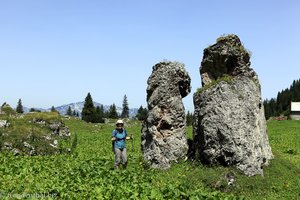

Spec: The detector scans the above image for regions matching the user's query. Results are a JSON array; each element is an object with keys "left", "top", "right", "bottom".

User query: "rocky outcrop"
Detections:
[
  {"left": 142, "top": 61, "right": 191, "bottom": 169},
  {"left": 0, "top": 114, "right": 71, "bottom": 156},
  {"left": 0, "top": 120, "right": 10, "bottom": 128},
  {"left": 32, "top": 118, "right": 71, "bottom": 137},
  {"left": 193, "top": 34, "right": 273, "bottom": 176}
]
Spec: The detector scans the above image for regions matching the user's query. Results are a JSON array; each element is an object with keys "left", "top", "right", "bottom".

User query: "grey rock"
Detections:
[
  {"left": 45, "top": 121, "right": 70, "bottom": 137},
  {"left": 142, "top": 61, "right": 191, "bottom": 169},
  {"left": 23, "top": 142, "right": 36, "bottom": 156},
  {"left": 0, "top": 120, "right": 7, "bottom": 128},
  {"left": 193, "top": 34, "right": 273, "bottom": 176},
  {"left": 4, "top": 142, "right": 12, "bottom": 150},
  {"left": 12, "top": 148, "right": 20, "bottom": 156}
]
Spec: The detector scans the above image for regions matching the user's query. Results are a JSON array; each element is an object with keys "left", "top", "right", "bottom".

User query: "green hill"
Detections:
[
  {"left": 0, "top": 118, "right": 299, "bottom": 199},
  {"left": 0, "top": 112, "right": 72, "bottom": 156}
]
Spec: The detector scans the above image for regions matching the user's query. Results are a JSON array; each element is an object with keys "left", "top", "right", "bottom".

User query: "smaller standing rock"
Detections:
[{"left": 142, "top": 61, "right": 191, "bottom": 169}]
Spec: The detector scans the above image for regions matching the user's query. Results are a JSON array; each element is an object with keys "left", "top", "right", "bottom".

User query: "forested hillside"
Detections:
[{"left": 264, "top": 79, "right": 300, "bottom": 119}]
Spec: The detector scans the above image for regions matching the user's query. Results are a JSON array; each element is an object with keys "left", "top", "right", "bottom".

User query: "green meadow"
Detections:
[{"left": 0, "top": 117, "right": 300, "bottom": 199}]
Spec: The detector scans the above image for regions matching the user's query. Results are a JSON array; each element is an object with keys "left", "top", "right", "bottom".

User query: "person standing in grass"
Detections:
[{"left": 111, "top": 119, "right": 132, "bottom": 169}]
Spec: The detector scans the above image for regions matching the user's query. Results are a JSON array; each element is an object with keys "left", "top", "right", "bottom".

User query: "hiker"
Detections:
[{"left": 111, "top": 119, "right": 132, "bottom": 169}]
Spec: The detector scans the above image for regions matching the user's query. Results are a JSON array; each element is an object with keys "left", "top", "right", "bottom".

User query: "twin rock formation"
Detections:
[{"left": 141, "top": 34, "right": 273, "bottom": 176}]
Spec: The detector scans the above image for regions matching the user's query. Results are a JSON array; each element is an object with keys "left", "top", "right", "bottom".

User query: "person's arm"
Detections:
[{"left": 112, "top": 130, "right": 116, "bottom": 141}]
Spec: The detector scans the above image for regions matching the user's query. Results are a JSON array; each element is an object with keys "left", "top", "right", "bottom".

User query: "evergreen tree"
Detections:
[
  {"left": 1, "top": 102, "right": 6, "bottom": 108},
  {"left": 16, "top": 99, "right": 24, "bottom": 113},
  {"left": 66, "top": 106, "right": 72, "bottom": 116},
  {"left": 108, "top": 103, "right": 118, "bottom": 119},
  {"left": 81, "top": 92, "right": 96, "bottom": 123},
  {"left": 186, "top": 111, "right": 193, "bottom": 126},
  {"left": 51, "top": 106, "right": 57, "bottom": 112},
  {"left": 121, "top": 95, "right": 129, "bottom": 118},
  {"left": 263, "top": 99, "right": 271, "bottom": 120},
  {"left": 136, "top": 105, "right": 148, "bottom": 121},
  {"left": 104, "top": 110, "right": 109, "bottom": 118},
  {"left": 72, "top": 110, "right": 76, "bottom": 116},
  {"left": 263, "top": 78, "right": 300, "bottom": 119},
  {"left": 95, "top": 105, "right": 105, "bottom": 123}
]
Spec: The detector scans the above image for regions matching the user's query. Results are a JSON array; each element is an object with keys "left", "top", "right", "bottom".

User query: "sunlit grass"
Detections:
[{"left": 0, "top": 118, "right": 299, "bottom": 199}]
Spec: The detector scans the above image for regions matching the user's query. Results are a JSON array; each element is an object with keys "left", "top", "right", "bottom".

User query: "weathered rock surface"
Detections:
[
  {"left": 193, "top": 34, "right": 273, "bottom": 176},
  {"left": 142, "top": 61, "right": 191, "bottom": 169},
  {"left": 32, "top": 118, "right": 71, "bottom": 137}
]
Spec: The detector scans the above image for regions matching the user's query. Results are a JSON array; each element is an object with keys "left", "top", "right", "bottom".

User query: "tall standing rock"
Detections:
[
  {"left": 142, "top": 61, "right": 191, "bottom": 169},
  {"left": 193, "top": 35, "right": 273, "bottom": 176}
]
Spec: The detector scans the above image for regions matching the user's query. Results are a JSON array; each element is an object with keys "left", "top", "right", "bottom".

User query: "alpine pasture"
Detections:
[{"left": 0, "top": 117, "right": 300, "bottom": 199}]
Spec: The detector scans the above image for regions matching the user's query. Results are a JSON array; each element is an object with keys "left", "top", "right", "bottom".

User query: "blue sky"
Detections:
[{"left": 1, "top": 0, "right": 299, "bottom": 112}]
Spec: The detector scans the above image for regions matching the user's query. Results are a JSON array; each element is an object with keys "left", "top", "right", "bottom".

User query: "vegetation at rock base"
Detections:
[
  {"left": 196, "top": 74, "right": 234, "bottom": 94},
  {"left": 0, "top": 117, "right": 299, "bottom": 199}
]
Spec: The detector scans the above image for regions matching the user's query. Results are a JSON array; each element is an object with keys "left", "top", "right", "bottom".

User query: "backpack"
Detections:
[{"left": 112, "top": 129, "right": 127, "bottom": 151}]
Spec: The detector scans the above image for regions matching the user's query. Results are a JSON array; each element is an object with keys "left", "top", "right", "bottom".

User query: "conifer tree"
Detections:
[
  {"left": 66, "top": 106, "right": 72, "bottom": 116},
  {"left": 81, "top": 92, "right": 96, "bottom": 123},
  {"left": 108, "top": 103, "right": 118, "bottom": 119},
  {"left": 136, "top": 105, "right": 148, "bottom": 121},
  {"left": 95, "top": 105, "right": 105, "bottom": 123},
  {"left": 72, "top": 110, "right": 76, "bottom": 116},
  {"left": 186, "top": 111, "right": 193, "bottom": 126},
  {"left": 121, "top": 95, "right": 129, "bottom": 118},
  {"left": 16, "top": 98, "right": 24, "bottom": 113},
  {"left": 263, "top": 78, "right": 300, "bottom": 119},
  {"left": 51, "top": 106, "right": 57, "bottom": 112}
]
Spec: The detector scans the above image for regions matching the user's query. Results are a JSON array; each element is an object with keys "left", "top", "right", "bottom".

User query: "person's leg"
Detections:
[
  {"left": 114, "top": 148, "right": 121, "bottom": 169},
  {"left": 121, "top": 148, "right": 128, "bottom": 168}
]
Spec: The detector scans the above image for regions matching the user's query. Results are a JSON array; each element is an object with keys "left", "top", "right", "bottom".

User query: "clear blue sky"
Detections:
[{"left": 1, "top": 0, "right": 299, "bottom": 112}]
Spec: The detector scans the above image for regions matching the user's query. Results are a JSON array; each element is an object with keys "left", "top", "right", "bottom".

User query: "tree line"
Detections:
[
  {"left": 263, "top": 78, "right": 300, "bottom": 119},
  {"left": 11, "top": 94, "right": 193, "bottom": 125},
  {"left": 9, "top": 93, "right": 148, "bottom": 123},
  {"left": 81, "top": 93, "right": 148, "bottom": 123}
]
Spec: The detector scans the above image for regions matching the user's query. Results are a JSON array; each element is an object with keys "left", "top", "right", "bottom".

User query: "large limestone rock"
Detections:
[
  {"left": 193, "top": 35, "right": 273, "bottom": 176},
  {"left": 142, "top": 61, "right": 191, "bottom": 169}
]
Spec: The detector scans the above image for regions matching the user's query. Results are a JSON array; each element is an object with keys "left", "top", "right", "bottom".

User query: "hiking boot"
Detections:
[{"left": 123, "top": 162, "right": 127, "bottom": 169}]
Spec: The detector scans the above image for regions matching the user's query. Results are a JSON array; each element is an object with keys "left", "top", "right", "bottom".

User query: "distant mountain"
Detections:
[{"left": 24, "top": 102, "right": 138, "bottom": 118}]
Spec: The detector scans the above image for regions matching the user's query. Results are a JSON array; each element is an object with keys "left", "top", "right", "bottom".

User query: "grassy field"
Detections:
[{"left": 0, "top": 117, "right": 300, "bottom": 199}]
